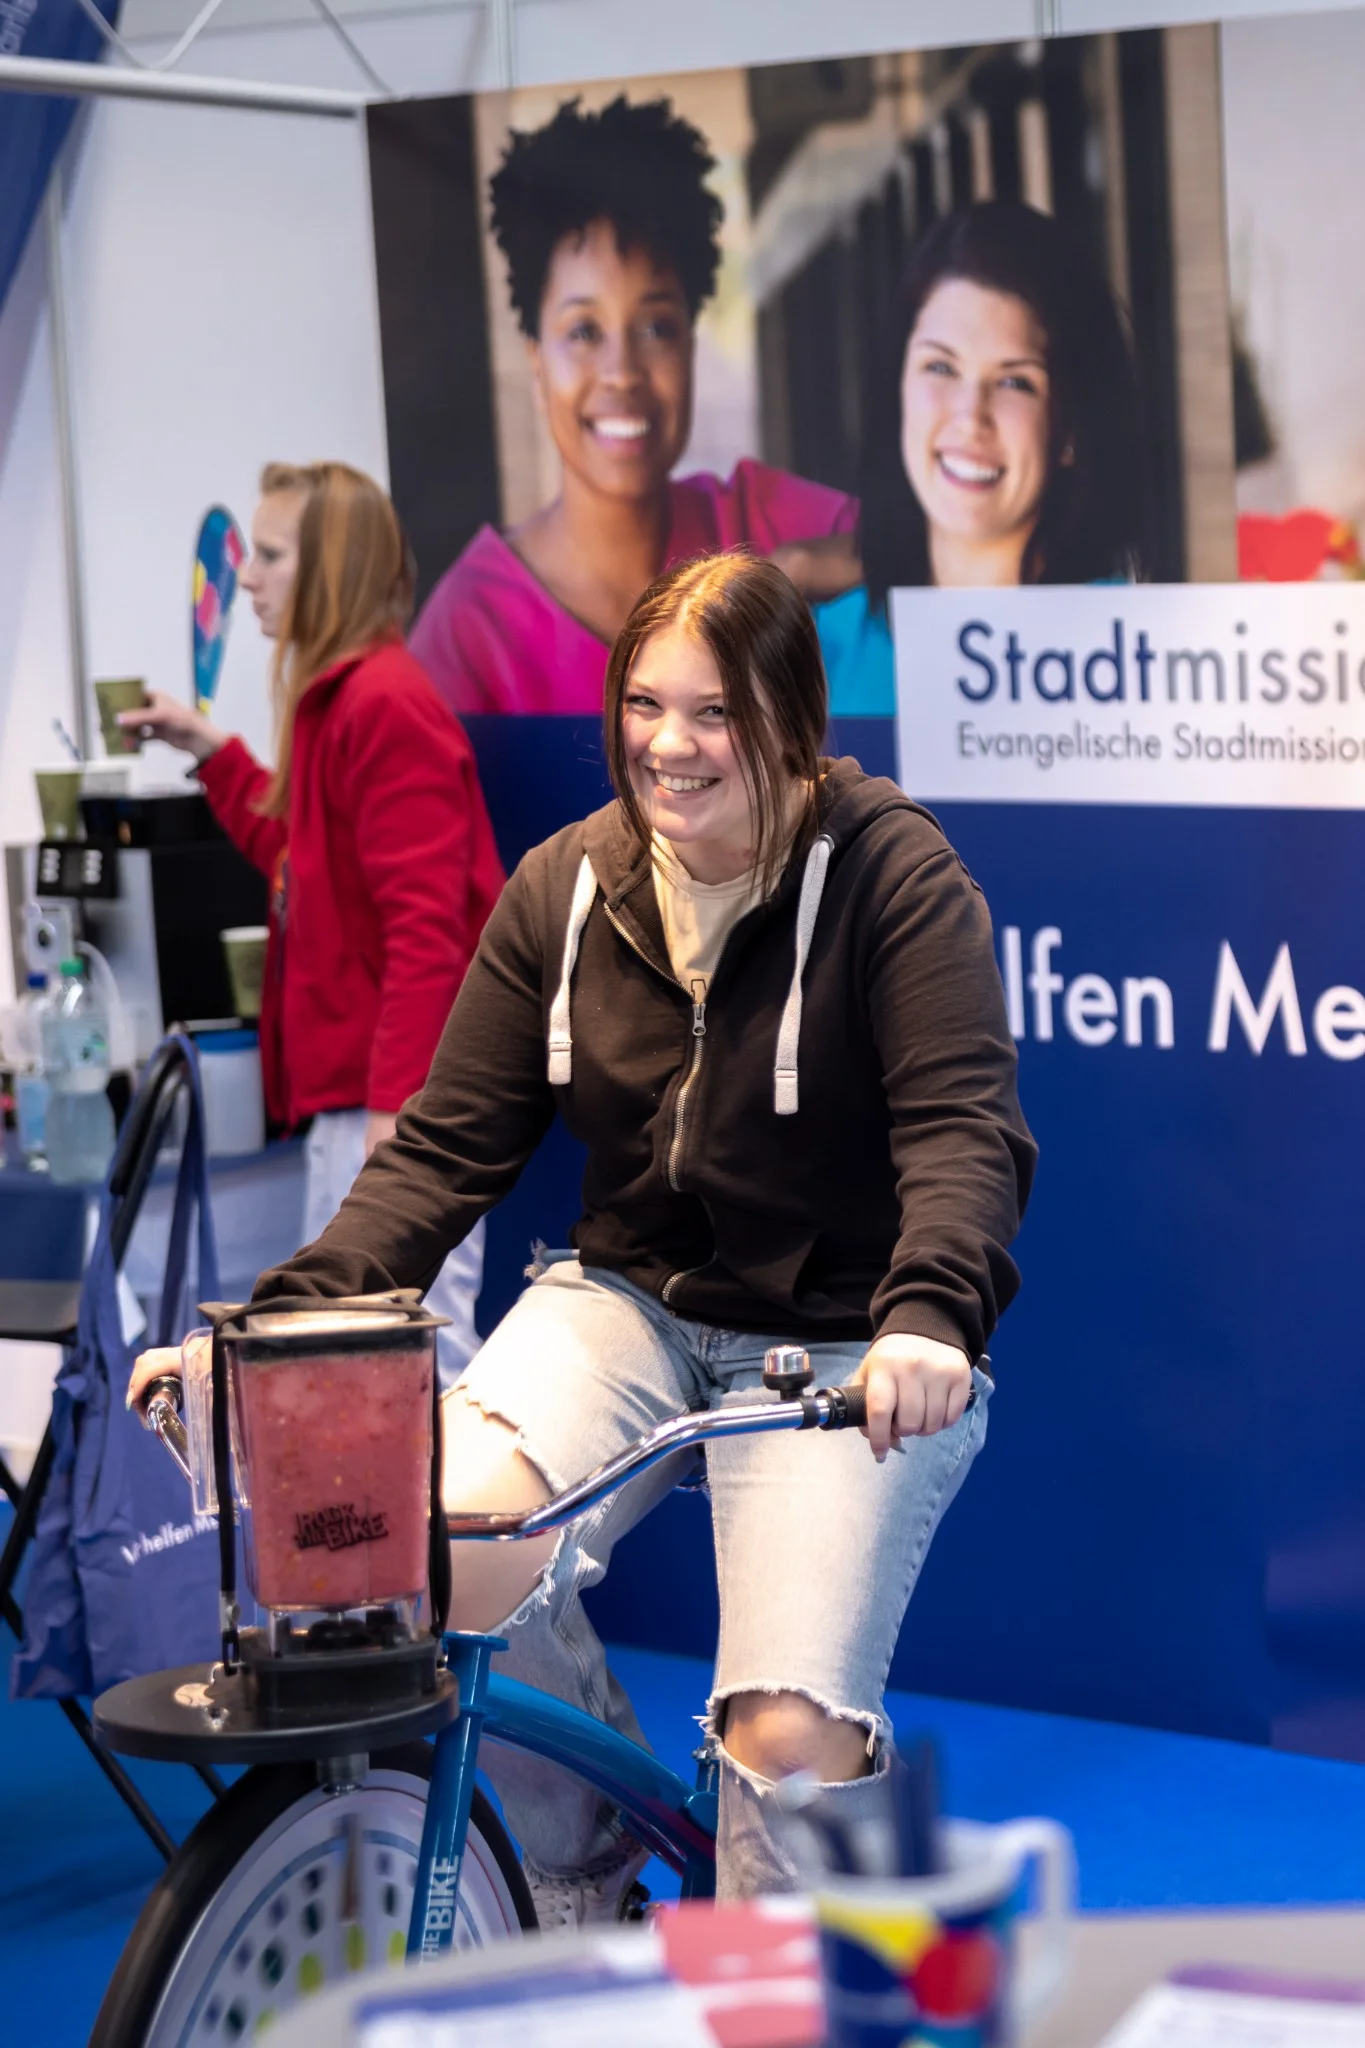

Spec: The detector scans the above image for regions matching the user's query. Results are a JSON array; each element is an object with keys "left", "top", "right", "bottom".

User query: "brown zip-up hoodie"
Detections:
[{"left": 257, "top": 760, "right": 1036, "bottom": 1359}]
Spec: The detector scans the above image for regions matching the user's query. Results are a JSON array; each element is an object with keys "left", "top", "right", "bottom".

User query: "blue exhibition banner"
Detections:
[
  {"left": 0, "top": 0, "right": 120, "bottom": 314},
  {"left": 887, "top": 586, "right": 1365, "bottom": 1760}
]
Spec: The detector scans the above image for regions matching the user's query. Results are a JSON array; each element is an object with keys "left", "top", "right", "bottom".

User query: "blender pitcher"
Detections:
[
  {"left": 195, "top": 1292, "right": 448, "bottom": 1729},
  {"left": 229, "top": 1305, "right": 435, "bottom": 1616}
]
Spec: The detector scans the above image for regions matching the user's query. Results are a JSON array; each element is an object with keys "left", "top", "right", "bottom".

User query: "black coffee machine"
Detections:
[{"left": 5, "top": 791, "right": 267, "bottom": 1063}]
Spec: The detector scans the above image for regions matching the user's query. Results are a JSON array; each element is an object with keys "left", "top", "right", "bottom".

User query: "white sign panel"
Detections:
[{"left": 892, "top": 584, "right": 1365, "bottom": 807}]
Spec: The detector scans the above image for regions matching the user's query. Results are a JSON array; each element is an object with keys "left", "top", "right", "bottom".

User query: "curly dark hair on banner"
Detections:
[
  {"left": 488, "top": 95, "right": 724, "bottom": 338},
  {"left": 860, "top": 200, "right": 1150, "bottom": 610}
]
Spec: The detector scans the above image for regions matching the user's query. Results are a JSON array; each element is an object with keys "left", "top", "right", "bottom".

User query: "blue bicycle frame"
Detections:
[
  {"left": 397, "top": 1366, "right": 891, "bottom": 1956},
  {"left": 408, "top": 1630, "right": 718, "bottom": 1957}
]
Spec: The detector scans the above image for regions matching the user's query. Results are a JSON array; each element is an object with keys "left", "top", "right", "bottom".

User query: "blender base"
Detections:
[
  {"left": 239, "top": 1614, "right": 441, "bottom": 1729},
  {"left": 92, "top": 1660, "right": 460, "bottom": 1766}
]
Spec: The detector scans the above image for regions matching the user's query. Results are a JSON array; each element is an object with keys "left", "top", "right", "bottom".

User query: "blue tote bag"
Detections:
[{"left": 14, "top": 1037, "right": 224, "bottom": 1699}]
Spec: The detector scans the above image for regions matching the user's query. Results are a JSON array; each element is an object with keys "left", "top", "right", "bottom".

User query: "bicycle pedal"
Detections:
[{"left": 618, "top": 1879, "right": 653, "bottom": 1922}]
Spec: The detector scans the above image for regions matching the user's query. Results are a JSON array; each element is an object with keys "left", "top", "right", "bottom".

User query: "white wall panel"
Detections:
[
  {"left": 0, "top": 226, "right": 72, "bottom": 865},
  {"left": 61, "top": 81, "right": 389, "bottom": 774}
]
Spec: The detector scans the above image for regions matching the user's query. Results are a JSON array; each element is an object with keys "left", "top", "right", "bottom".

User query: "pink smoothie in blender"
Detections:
[{"left": 232, "top": 1312, "right": 434, "bottom": 1613}]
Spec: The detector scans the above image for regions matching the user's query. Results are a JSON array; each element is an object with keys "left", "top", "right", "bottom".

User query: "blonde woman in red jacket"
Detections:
[{"left": 127, "top": 461, "right": 505, "bottom": 1383}]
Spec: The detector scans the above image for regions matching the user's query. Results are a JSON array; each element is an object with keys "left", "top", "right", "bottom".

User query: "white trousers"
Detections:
[{"left": 302, "top": 1107, "right": 484, "bottom": 1391}]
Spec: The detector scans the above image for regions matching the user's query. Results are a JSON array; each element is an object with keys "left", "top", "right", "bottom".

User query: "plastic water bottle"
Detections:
[
  {"left": 13, "top": 972, "right": 52, "bottom": 1169},
  {"left": 42, "top": 958, "right": 116, "bottom": 1186}
]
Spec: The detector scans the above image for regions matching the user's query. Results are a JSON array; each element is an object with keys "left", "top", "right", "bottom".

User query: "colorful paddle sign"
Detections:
[{"left": 192, "top": 506, "right": 247, "bottom": 714}]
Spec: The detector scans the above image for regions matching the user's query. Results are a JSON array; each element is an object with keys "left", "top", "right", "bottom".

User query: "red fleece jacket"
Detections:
[{"left": 198, "top": 639, "right": 504, "bottom": 1124}]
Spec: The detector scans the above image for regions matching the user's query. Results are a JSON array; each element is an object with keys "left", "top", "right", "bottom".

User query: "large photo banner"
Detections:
[{"left": 366, "top": 10, "right": 1365, "bottom": 1759}]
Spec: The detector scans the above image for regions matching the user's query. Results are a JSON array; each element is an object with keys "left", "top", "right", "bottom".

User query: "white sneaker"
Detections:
[{"left": 522, "top": 1843, "right": 652, "bottom": 1931}]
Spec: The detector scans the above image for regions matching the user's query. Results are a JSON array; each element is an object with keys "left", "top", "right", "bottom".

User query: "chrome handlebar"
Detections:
[
  {"left": 446, "top": 1381, "right": 865, "bottom": 1542},
  {"left": 139, "top": 1350, "right": 870, "bottom": 1542}
]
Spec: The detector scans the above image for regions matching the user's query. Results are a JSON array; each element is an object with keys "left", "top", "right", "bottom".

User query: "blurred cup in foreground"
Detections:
[{"left": 814, "top": 1817, "right": 1074, "bottom": 2047}]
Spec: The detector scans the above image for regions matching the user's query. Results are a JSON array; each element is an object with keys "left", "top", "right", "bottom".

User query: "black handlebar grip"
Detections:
[
  {"left": 144, "top": 1374, "right": 184, "bottom": 1416},
  {"left": 822, "top": 1384, "right": 867, "bottom": 1429},
  {"left": 840, "top": 1385, "right": 867, "bottom": 1428}
]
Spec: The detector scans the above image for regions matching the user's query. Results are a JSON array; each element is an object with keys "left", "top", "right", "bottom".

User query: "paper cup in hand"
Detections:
[
  {"left": 220, "top": 926, "right": 269, "bottom": 1022},
  {"left": 94, "top": 677, "right": 150, "bottom": 757},
  {"left": 35, "top": 766, "right": 83, "bottom": 840}
]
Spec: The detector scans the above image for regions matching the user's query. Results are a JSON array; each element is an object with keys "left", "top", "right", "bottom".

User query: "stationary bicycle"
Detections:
[{"left": 88, "top": 1294, "right": 869, "bottom": 2047}]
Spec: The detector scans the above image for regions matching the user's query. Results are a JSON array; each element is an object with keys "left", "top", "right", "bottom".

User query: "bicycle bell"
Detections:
[{"left": 762, "top": 1344, "right": 813, "bottom": 1398}]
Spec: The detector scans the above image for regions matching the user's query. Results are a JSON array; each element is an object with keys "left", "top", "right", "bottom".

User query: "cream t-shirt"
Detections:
[{"left": 651, "top": 834, "right": 765, "bottom": 1007}]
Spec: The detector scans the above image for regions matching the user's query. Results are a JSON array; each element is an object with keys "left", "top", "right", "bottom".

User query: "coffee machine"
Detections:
[{"left": 5, "top": 790, "right": 267, "bottom": 1063}]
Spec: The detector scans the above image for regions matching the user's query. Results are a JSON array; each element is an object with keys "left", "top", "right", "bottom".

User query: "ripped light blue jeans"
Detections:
[{"left": 445, "top": 1257, "right": 990, "bottom": 1899}]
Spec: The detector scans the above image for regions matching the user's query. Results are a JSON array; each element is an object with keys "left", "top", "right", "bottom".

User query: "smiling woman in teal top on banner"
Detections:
[{"left": 818, "top": 199, "right": 1147, "bottom": 717}]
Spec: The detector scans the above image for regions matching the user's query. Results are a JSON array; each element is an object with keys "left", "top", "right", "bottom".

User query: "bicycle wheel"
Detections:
[{"left": 90, "top": 1744, "right": 535, "bottom": 2048}]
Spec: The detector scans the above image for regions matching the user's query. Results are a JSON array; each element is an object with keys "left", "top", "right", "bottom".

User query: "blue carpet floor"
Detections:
[{"left": 5, "top": 1626, "right": 1365, "bottom": 2045}]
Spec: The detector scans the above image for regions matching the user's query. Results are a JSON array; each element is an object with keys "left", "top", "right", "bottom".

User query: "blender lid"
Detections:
[
  {"left": 243, "top": 1309, "right": 410, "bottom": 1338},
  {"left": 201, "top": 1289, "right": 451, "bottom": 1337}
]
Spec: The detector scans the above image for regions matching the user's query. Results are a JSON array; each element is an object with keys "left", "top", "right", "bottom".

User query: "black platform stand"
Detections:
[{"left": 94, "top": 1663, "right": 461, "bottom": 1767}]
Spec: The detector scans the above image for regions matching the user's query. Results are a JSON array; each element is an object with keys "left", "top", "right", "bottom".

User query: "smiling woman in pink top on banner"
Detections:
[{"left": 409, "top": 97, "right": 861, "bottom": 716}]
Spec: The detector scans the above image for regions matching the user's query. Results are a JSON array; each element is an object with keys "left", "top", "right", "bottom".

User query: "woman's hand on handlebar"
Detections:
[
  {"left": 852, "top": 1334, "right": 973, "bottom": 1462},
  {"left": 118, "top": 689, "right": 227, "bottom": 765},
  {"left": 125, "top": 1331, "right": 210, "bottom": 1415}
]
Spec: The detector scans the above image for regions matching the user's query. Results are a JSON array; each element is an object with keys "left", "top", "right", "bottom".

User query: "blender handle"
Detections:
[{"left": 143, "top": 1374, "right": 193, "bottom": 1489}]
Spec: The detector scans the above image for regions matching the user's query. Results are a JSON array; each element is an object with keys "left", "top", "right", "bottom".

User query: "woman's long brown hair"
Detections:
[
  {"left": 255, "top": 461, "right": 414, "bottom": 817},
  {"left": 603, "top": 552, "right": 828, "bottom": 894}
]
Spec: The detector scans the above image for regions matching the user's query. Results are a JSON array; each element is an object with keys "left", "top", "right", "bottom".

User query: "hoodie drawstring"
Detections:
[
  {"left": 773, "top": 834, "right": 833, "bottom": 1115},
  {"left": 547, "top": 854, "right": 597, "bottom": 1086},
  {"left": 548, "top": 837, "right": 833, "bottom": 1112}
]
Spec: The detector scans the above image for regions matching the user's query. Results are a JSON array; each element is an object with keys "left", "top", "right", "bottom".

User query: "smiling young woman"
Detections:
[
  {"left": 133, "top": 550, "right": 1034, "bottom": 1921},
  {"left": 409, "top": 97, "right": 863, "bottom": 715}
]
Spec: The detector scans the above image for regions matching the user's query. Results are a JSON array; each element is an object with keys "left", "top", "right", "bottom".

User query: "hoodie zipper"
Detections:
[
  {"left": 603, "top": 901, "right": 713, "bottom": 1301},
  {"left": 603, "top": 901, "right": 709, "bottom": 1189},
  {"left": 667, "top": 980, "right": 707, "bottom": 1192}
]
